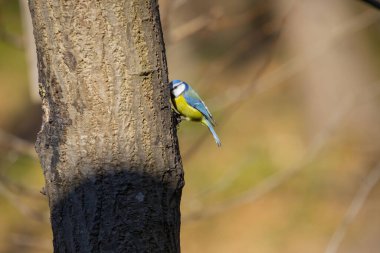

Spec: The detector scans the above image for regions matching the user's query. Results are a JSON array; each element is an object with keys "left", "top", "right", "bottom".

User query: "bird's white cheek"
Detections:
[
  {"left": 173, "top": 84, "right": 185, "bottom": 97},
  {"left": 172, "top": 89, "right": 181, "bottom": 97}
]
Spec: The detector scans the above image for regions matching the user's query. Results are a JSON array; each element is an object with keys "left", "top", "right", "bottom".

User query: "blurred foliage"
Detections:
[{"left": 1, "top": 0, "right": 380, "bottom": 252}]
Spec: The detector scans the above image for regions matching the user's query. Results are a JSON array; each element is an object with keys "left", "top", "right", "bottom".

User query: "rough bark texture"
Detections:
[{"left": 29, "top": 0, "right": 184, "bottom": 252}]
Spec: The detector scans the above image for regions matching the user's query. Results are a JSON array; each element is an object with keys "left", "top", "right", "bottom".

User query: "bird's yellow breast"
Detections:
[{"left": 173, "top": 95, "right": 203, "bottom": 121}]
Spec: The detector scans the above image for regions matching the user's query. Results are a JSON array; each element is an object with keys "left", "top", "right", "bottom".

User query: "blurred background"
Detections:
[{"left": 1, "top": 0, "right": 380, "bottom": 252}]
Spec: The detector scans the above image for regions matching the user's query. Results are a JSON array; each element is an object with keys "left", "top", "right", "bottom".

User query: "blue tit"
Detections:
[{"left": 169, "top": 79, "right": 221, "bottom": 147}]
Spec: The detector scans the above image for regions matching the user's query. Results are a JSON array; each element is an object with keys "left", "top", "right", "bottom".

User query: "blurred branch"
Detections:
[
  {"left": 0, "top": 128, "right": 38, "bottom": 159},
  {"left": 183, "top": 9, "right": 379, "bottom": 160},
  {"left": 359, "top": 0, "right": 380, "bottom": 9},
  {"left": 169, "top": 7, "right": 224, "bottom": 43},
  {"left": 0, "top": 2, "right": 23, "bottom": 48},
  {"left": 0, "top": 155, "right": 48, "bottom": 223},
  {"left": 214, "top": 9, "right": 380, "bottom": 111},
  {"left": 160, "top": 0, "right": 187, "bottom": 32},
  {"left": 0, "top": 182, "right": 48, "bottom": 223},
  {"left": 11, "top": 233, "right": 51, "bottom": 252},
  {"left": 324, "top": 162, "right": 380, "bottom": 253},
  {"left": 160, "top": 0, "right": 177, "bottom": 39},
  {"left": 160, "top": 0, "right": 174, "bottom": 29},
  {"left": 0, "top": 29, "right": 24, "bottom": 49},
  {"left": 195, "top": 35, "right": 254, "bottom": 90},
  {"left": 169, "top": 3, "right": 271, "bottom": 44},
  {"left": 0, "top": 168, "right": 43, "bottom": 199},
  {"left": 0, "top": 122, "right": 45, "bottom": 220},
  {"left": 183, "top": 86, "right": 369, "bottom": 221},
  {"left": 181, "top": 51, "right": 267, "bottom": 158},
  {"left": 183, "top": 156, "right": 253, "bottom": 209},
  {"left": 182, "top": 1, "right": 297, "bottom": 159},
  {"left": 185, "top": 81, "right": 380, "bottom": 216}
]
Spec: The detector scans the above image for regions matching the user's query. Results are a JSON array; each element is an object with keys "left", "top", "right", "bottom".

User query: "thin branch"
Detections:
[
  {"left": 183, "top": 156, "right": 253, "bottom": 210},
  {"left": 11, "top": 233, "right": 52, "bottom": 251},
  {"left": 168, "top": 3, "right": 271, "bottom": 44},
  {"left": 0, "top": 155, "right": 48, "bottom": 223},
  {"left": 179, "top": 2, "right": 291, "bottom": 97},
  {"left": 182, "top": 84, "right": 375, "bottom": 221},
  {"left": 0, "top": 29, "right": 24, "bottom": 49},
  {"left": 213, "top": 9, "right": 380, "bottom": 112},
  {"left": 182, "top": 1, "right": 296, "bottom": 159},
  {"left": 0, "top": 166, "right": 44, "bottom": 199},
  {"left": 0, "top": 128, "right": 38, "bottom": 159},
  {"left": 169, "top": 7, "right": 223, "bottom": 43},
  {"left": 183, "top": 9, "right": 379, "bottom": 160},
  {"left": 0, "top": 12, "right": 23, "bottom": 49},
  {"left": 0, "top": 182, "right": 48, "bottom": 223},
  {"left": 324, "top": 162, "right": 380, "bottom": 253},
  {"left": 160, "top": 0, "right": 188, "bottom": 35}
]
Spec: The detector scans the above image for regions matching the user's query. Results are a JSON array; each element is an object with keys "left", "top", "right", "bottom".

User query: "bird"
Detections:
[{"left": 169, "top": 79, "right": 221, "bottom": 147}]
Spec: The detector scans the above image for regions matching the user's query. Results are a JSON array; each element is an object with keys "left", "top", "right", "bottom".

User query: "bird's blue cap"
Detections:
[{"left": 170, "top": 79, "right": 183, "bottom": 89}]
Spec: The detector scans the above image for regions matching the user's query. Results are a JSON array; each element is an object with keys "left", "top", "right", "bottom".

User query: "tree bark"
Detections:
[{"left": 29, "top": 0, "right": 184, "bottom": 252}]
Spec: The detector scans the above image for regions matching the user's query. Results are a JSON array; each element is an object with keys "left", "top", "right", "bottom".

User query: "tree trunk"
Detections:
[{"left": 28, "top": 0, "right": 184, "bottom": 252}]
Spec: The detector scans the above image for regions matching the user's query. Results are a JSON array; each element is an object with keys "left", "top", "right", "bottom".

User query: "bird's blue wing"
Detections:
[{"left": 183, "top": 87, "right": 215, "bottom": 126}]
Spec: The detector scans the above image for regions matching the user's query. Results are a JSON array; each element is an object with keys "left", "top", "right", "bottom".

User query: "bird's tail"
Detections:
[{"left": 202, "top": 119, "right": 221, "bottom": 147}]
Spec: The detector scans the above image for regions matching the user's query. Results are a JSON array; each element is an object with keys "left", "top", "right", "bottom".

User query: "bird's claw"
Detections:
[{"left": 172, "top": 111, "right": 182, "bottom": 127}]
